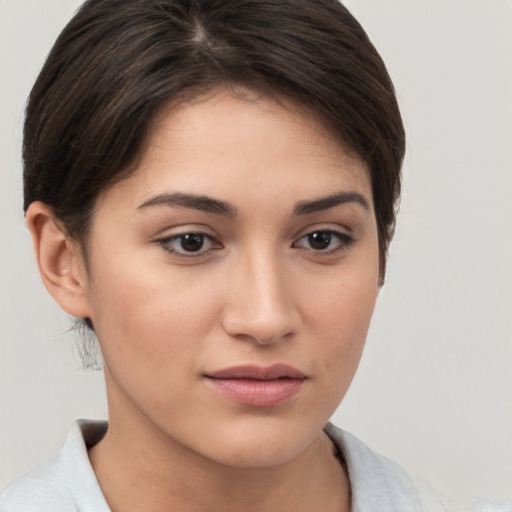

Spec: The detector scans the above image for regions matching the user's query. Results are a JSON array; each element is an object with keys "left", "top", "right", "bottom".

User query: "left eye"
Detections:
[
  {"left": 159, "top": 233, "right": 217, "bottom": 255},
  {"left": 294, "top": 230, "right": 353, "bottom": 252}
]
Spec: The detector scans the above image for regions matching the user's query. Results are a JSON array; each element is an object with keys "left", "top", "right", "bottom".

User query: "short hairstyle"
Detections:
[{"left": 24, "top": 0, "right": 405, "bottom": 283}]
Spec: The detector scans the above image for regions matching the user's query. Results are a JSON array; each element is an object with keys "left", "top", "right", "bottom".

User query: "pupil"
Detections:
[
  {"left": 181, "top": 234, "right": 204, "bottom": 252},
  {"left": 308, "top": 231, "right": 331, "bottom": 250}
]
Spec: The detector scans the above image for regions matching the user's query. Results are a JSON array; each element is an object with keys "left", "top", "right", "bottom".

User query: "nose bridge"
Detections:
[{"left": 222, "top": 243, "right": 297, "bottom": 344}]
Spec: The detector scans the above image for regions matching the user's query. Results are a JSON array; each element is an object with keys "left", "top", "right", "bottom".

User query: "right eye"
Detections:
[{"left": 157, "top": 233, "right": 220, "bottom": 256}]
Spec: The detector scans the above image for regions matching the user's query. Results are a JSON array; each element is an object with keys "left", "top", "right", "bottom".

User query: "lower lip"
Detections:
[{"left": 205, "top": 377, "right": 305, "bottom": 407}]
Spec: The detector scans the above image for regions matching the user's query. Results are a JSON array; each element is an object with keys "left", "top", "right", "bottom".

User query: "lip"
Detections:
[{"left": 204, "top": 364, "right": 306, "bottom": 407}]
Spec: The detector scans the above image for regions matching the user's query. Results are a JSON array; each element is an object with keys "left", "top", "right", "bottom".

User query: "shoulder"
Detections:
[
  {"left": 0, "top": 420, "right": 109, "bottom": 512},
  {"left": 0, "top": 450, "right": 77, "bottom": 512},
  {"left": 325, "top": 424, "right": 512, "bottom": 512},
  {"left": 325, "top": 423, "right": 424, "bottom": 512}
]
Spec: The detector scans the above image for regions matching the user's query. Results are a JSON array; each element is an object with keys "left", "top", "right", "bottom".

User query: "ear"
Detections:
[{"left": 26, "top": 201, "right": 92, "bottom": 319}]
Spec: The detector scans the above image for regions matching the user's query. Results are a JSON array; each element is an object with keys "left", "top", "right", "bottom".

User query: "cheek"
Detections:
[
  {"left": 299, "top": 259, "right": 379, "bottom": 384},
  {"left": 86, "top": 258, "right": 227, "bottom": 418},
  {"left": 302, "top": 256, "right": 379, "bottom": 336},
  {"left": 86, "top": 252, "right": 223, "bottom": 368}
]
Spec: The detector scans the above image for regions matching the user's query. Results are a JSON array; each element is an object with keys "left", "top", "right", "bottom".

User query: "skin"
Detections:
[{"left": 27, "top": 90, "right": 380, "bottom": 511}]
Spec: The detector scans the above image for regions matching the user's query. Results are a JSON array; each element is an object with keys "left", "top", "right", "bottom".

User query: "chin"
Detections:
[
  {"left": 209, "top": 441, "right": 305, "bottom": 469},
  {"left": 194, "top": 416, "right": 322, "bottom": 469}
]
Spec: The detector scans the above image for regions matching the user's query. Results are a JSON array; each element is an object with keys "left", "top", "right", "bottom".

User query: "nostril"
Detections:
[{"left": 221, "top": 310, "right": 297, "bottom": 346}]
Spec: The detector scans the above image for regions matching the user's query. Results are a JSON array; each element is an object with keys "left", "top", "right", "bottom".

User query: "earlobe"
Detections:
[{"left": 25, "top": 201, "right": 92, "bottom": 319}]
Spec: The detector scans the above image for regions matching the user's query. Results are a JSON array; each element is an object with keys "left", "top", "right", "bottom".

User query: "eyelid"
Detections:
[{"left": 152, "top": 222, "right": 217, "bottom": 237}]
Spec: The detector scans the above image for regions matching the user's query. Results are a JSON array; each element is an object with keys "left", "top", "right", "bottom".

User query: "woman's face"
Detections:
[{"left": 83, "top": 91, "right": 380, "bottom": 468}]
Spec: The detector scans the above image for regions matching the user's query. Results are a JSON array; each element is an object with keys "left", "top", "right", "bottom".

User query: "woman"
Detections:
[{"left": 0, "top": 0, "right": 437, "bottom": 510}]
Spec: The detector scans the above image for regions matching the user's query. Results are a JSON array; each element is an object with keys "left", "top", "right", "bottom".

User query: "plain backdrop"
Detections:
[{"left": 1, "top": 0, "right": 511, "bottom": 505}]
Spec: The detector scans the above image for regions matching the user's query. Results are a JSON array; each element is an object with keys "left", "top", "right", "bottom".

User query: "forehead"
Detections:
[{"left": 97, "top": 90, "right": 372, "bottom": 213}]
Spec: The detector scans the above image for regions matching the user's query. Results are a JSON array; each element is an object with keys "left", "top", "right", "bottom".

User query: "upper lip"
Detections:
[{"left": 205, "top": 364, "right": 306, "bottom": 380}]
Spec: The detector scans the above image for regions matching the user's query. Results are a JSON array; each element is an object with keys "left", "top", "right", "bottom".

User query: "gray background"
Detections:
[{"left": 1, "top": 0, "right": 511, "bottom": 504}]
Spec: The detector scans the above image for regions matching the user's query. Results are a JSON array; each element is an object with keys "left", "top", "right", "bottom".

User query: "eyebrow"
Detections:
[
  {"left": 138, "top": 192, "right": 238, "bottom": 218},
  {"left": 137, "top": 190, "right": 369, "bottom": 218},
  {"left": 293, "top": 191, "right": 370, "bottom": 215}
]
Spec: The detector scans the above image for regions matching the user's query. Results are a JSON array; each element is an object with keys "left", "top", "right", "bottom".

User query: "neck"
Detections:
[{"left": 88, "top": 378, "right": 350, "bottom": 512}]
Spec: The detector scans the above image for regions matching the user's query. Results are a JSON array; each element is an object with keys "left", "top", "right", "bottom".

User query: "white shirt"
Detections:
[{"left": 0, "top": 420, "right": 474, "bottom": 511}]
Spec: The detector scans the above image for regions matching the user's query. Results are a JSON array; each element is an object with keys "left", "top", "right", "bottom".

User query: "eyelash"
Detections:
[{"left": 156, "top": 229, "right": 354, "bottom": 258}]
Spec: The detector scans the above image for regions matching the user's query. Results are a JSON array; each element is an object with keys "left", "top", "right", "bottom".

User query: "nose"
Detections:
[{"left": 221, "top": 250, "right": 299, "bottom": 345}]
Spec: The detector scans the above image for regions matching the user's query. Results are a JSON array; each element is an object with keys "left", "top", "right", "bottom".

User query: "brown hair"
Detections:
[{"left": 24, "top": 0, "right": 405, "bottom": 282}]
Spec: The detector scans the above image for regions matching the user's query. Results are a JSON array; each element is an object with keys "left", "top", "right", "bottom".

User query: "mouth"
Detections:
[{"left": 203, "top": 364, "right": 307, "bottom": 407}]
